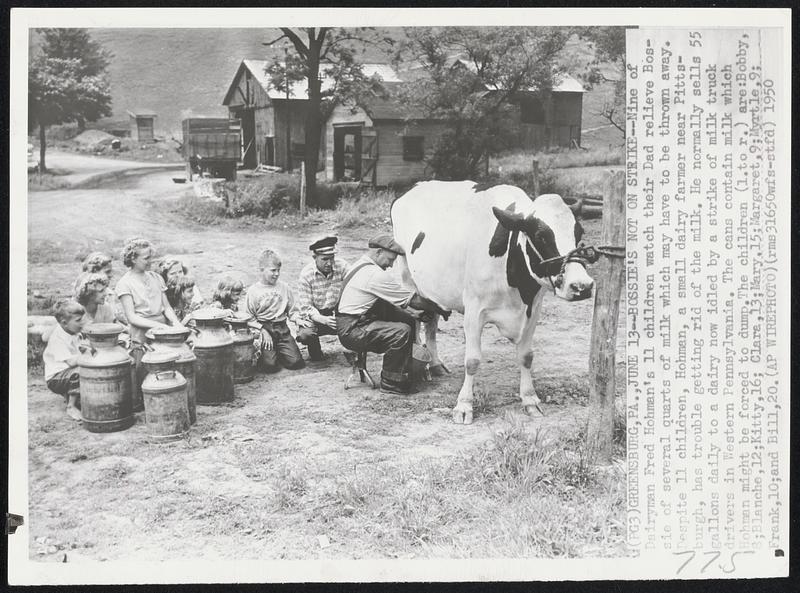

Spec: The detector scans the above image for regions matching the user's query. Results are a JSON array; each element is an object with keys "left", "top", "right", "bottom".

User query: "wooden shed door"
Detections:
[
  {"left": 333, "top": 126, "right": 362, "bottom": 181},
  {"left": 360, "top": 128, "right": 378, "bottom": 186}
]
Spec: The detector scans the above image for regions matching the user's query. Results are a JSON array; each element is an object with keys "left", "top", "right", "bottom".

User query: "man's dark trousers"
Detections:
[{"left": 336, "top": 300, "right": 416, "bottom": 391}]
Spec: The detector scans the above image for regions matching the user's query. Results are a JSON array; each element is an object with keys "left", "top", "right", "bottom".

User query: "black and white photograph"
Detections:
[{"left": 8, "top": 7, "right": 790, "bottom": 585}]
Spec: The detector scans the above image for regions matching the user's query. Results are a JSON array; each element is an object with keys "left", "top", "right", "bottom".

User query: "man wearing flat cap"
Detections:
[
  {"left": 295, "top": 235, "right": 350, "bottom": 361},
  {"left": 336, "top": 234, "right": 449, "bottom": 395}
]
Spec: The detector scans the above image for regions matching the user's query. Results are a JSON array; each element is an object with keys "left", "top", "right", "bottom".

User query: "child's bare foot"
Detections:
[{"left": 66, "top": 405, "right": 82, "bottom": 421}]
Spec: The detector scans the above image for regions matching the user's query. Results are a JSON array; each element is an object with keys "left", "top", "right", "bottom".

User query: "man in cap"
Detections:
[
  {"left": 295, "top": 235, "right": 350, "bottom": 361},
  {"left": 336, "top": 234, "right": 450, "bottom": 395}
]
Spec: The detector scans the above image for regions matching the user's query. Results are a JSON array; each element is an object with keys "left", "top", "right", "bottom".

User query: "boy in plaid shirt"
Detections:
[{"left": 294, "top": 236, "right": 350, "bottom": 361}]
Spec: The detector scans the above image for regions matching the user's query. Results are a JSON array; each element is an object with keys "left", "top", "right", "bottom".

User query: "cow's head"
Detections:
[{"left": 490, "top": 194, "right": 594, "bottom": 309}]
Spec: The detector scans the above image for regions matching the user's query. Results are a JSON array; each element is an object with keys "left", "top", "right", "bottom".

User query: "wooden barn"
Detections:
[
  {"left": 127, "top": 109, "right": 157, "bottom": 142},
  {"left": 221, "top": 59, "right": 311, "bottom": 171},
  {"left": 325, "top": 84, "right": 446, "bottom": 186},
  {"left": 222, "top": 60, "right": 402, "bottom": 172},
  {"left": 507, "top": 74, "right": 586, "bottom": 149}
]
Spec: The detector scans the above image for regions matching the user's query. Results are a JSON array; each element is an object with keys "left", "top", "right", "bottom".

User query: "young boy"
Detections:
[
  {"left": 43, "top": 300, "right": 86, "bottom": 420},
  {"left": 245, "top": 249, "right": 305, "bottom": 373}
]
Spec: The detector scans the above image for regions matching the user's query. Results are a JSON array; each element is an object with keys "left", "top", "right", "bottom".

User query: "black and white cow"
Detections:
[{"left": 391, "top": 180, "right": 594, "bottom": 424}]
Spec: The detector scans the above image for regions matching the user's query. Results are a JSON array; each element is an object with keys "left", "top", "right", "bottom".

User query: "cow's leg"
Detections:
[
  {"left": 495, "top": 297, "right": 545, "bottom": 417},
  {"left": 423, "top": 314, "right": 449, "bottom": 377},
  {"left": 453, "top": 304, "right": 484, "bottom": 425}
]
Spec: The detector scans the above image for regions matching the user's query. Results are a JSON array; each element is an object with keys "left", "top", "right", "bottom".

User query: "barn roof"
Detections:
[
  {"left": 127, "top": 108, "right": 157, "bottom": 117},
  {"left": 358, "top": 82, "right": 428, "bottom": 121},
  {"left": 223, "top": 59, "right": 402, "bottom": 104}
]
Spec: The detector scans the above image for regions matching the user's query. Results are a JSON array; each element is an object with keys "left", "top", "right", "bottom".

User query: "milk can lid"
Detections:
[
  {"left": 225, "top": 312, "right": 252, "bottom": 324},
  {"left": 146, "top": 325, "right": 192, "bottom": 340},
  {"left": 83, "top": 322, "right": 125, "bottom": 336},
  {"left": 141, "top": 351, "right": 179, "bottom": 365},
  {"left": 191, "top": 308, "right": 229, "bottom": 322}
]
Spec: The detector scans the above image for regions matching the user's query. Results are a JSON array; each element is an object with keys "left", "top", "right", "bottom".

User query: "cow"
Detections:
[{"left": 391, "top": 180, "right": 595, "bottom": 424}]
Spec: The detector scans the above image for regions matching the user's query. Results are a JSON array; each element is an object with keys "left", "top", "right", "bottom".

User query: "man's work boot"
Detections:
[{"left": 306, "top": 336, "right": 323, "bottom": 361}]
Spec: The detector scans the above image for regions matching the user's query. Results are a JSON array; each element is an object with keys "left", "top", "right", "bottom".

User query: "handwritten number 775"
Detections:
[{"left": 674, "top": 550, "right": 754, "bottom": 575}]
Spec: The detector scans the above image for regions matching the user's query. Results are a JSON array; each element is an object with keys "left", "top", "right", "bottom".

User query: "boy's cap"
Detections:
[
  {"left": 368, "top": 234, "right": 405, "bottom": 255},
  {"left": 309, "top": 235, "right": 338, "bottom": 255}
]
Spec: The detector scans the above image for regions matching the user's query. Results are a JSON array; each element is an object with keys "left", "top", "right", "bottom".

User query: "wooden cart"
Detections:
[{"left": 182, "top": 118, "right": 241, "bottom": 181}]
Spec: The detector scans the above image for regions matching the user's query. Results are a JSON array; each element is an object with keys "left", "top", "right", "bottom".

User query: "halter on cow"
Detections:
[{"left": 391, "top": 180, "right": 596, "bottom": 424}]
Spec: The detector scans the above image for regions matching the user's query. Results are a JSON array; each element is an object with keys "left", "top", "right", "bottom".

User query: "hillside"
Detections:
[{"left": 30, "top": 27, "right": 624, "bottom": 146}]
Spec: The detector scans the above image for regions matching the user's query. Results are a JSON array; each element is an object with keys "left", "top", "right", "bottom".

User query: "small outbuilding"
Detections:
[
  {"left": 325, "top": 83, "right": 447, "bottom": 187},
  {"left": 127, "top": 109, "right": 157, "bottom": 142}
]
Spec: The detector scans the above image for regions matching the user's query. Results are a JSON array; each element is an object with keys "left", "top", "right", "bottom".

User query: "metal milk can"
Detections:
[
  {"left": 140, "top": 351, "right": 189, "bottom": 442},
  {"left": 227, "top": 315, "right": 256, "bottom": 384},
  {"left": 146, "top": 326, "right": 197, "bottom": 424},
  {"left": 190, "top": 308, "right": 235, "bottom": 404},
  {"left": 78, "top": 323, "right": 134, "bottom": 433}
]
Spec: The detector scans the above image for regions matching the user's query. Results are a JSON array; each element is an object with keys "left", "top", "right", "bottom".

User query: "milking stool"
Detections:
[{"left": 343, "top": 351, "right": 377, "bottom": 390}]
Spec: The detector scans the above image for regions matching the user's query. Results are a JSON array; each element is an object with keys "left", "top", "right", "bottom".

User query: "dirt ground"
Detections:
[{"left": 26, "top": 165, "right": 625, "bottom": 562}]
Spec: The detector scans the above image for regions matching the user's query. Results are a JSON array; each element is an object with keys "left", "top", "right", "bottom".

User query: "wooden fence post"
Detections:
[
  {"left": 531, "top": 158, "right": 540, "bottom": 198},
  {"left": 587, "top": 169, "right": 626, "bottom": 463},
  {"left": 299, "top": 161, "right": 307, "bottom": 218}
]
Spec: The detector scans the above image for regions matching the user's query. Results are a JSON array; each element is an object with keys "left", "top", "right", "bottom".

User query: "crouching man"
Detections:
[{"left": 336, "top": 234, "right": 449, "bottom": 395}]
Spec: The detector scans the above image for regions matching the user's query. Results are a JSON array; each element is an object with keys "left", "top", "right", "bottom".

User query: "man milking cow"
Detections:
[{"left": 336, "top": 234, "right": 450, "bottom": 395}]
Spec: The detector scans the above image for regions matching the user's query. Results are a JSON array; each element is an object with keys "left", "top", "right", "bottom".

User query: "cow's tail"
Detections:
[{"left": 394, "top": 255, "right": 419, "bottom": 294}]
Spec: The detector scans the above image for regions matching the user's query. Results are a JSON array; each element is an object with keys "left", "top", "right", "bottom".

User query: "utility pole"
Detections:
[{"left": 285, "top": 48, "right": 292, "bottom": 172}]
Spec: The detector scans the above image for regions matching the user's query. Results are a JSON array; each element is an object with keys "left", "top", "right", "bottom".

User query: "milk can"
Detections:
[
  {"left": 140, "top": 351, "right": 189, "bottom": 442},
  {"left": 146, "top": 326, "right": 197, "bottom": 424},
  {"left": 78, "top": 323, "right": 134, "bottom": 433},
  {"left": 227, "top": 315, "right": 256, "bottom": 384},
  {"left": 191, "top": 308, "right": 235, "bottom": 404}
]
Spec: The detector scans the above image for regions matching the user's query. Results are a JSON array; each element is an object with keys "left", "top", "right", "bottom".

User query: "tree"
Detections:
[
  {"left": 263, "top": 28, "right": 392, "bottom": 207},
  {"left": 394, "top": 27, "right": 571, "bottom": 180},
  {"left": 28, "top": 29, "right": 113, "bottom": 172},
  {"left": 576, "top": 27, "right": 628, "bottom": 139}
]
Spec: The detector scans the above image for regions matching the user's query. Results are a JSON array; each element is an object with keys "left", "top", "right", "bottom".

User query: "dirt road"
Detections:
[{"left": 26, "top": 167, "right": 626, "bottom": 562}]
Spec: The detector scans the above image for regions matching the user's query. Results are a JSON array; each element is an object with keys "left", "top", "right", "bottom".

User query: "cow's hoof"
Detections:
[
  {"left": 429, "top": 364, "right": 450, "bottom": 377},
  {"left": 452, "top": 405, "right": 473, "bottom": 425},
  {"left": 523, "top": 403, "right": 545, "bottom": 417}
]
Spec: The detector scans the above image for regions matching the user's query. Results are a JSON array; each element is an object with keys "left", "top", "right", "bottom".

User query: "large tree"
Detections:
[
  {"left": 395, "top": 27, "right": 571, "bottom": 180},
  {"left": 28, "top": 29, "right": 113, "bottom": 172},
  {"left": 263, "top": 28, "right": 392, "bottom": 206}
]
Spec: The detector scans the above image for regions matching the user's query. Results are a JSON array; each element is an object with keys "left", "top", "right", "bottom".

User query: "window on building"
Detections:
[
  {"left": 403, "top": 136, "right": 424, "bottom": 161},
  {"left": 520, "top": 97, "right": 545, "bottom": 125}
]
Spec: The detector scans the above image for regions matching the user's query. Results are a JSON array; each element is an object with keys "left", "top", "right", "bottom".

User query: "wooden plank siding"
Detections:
[{"left": 373, "top": 121, "right": 447, "bottom": 186}]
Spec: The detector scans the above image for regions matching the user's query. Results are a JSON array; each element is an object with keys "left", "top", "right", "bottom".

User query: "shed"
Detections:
[
  {"left": 222, "top": 59, "right": 402, "bottom": 172},
  {"left": 325, "top": 83, "right": 446, "bottom": 186},
  {"left": 127, "top": 109, "right": 157, "bottom": 142}
]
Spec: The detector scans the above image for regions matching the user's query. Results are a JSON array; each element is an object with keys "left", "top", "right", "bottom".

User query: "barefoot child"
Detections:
[
  {"left": 43, "top": 300, "right": 86, "bottom": 420},
  {"left": 245, "top": 249, "right": 305, "bottom": 373}
]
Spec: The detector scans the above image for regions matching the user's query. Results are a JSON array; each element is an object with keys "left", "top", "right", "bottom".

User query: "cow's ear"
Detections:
[{"left": 492, "top": 206, "right": 525, "bottom": 231}]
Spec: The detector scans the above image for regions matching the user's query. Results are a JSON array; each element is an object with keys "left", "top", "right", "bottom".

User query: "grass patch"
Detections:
[
  {"left": 28, "top": 169, "right": 73, "bottom": 191},
  {"left": 491, "top": 146, "right": 623, "bottom": 173}
]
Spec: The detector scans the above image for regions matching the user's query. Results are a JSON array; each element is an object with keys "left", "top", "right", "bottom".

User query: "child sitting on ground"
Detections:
[
  {"left": 166, "top": 274, "right": 199, "bottom": 323},
  {"left": 43, "top": 300, "right": 87, "bottom": 421},
  {"left": 158, "top": 257, "right": 206, "bottom": 310},
  {"left": 75, "top": 272, "right": 117, "bottom": 325},
  {"left": 116, "top": 238, "right": 185, "bottom": 393},
  {"left": 245, "top": 249, "right": 305, "bottom": 373},
  {"left": 209, "top": 276, "right": 245, "bottom": 315}
]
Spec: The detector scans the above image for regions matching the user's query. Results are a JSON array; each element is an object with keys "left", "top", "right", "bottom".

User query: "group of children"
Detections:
[{"left": 42, "top": 238, "right": 314, "bottom": 419}]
